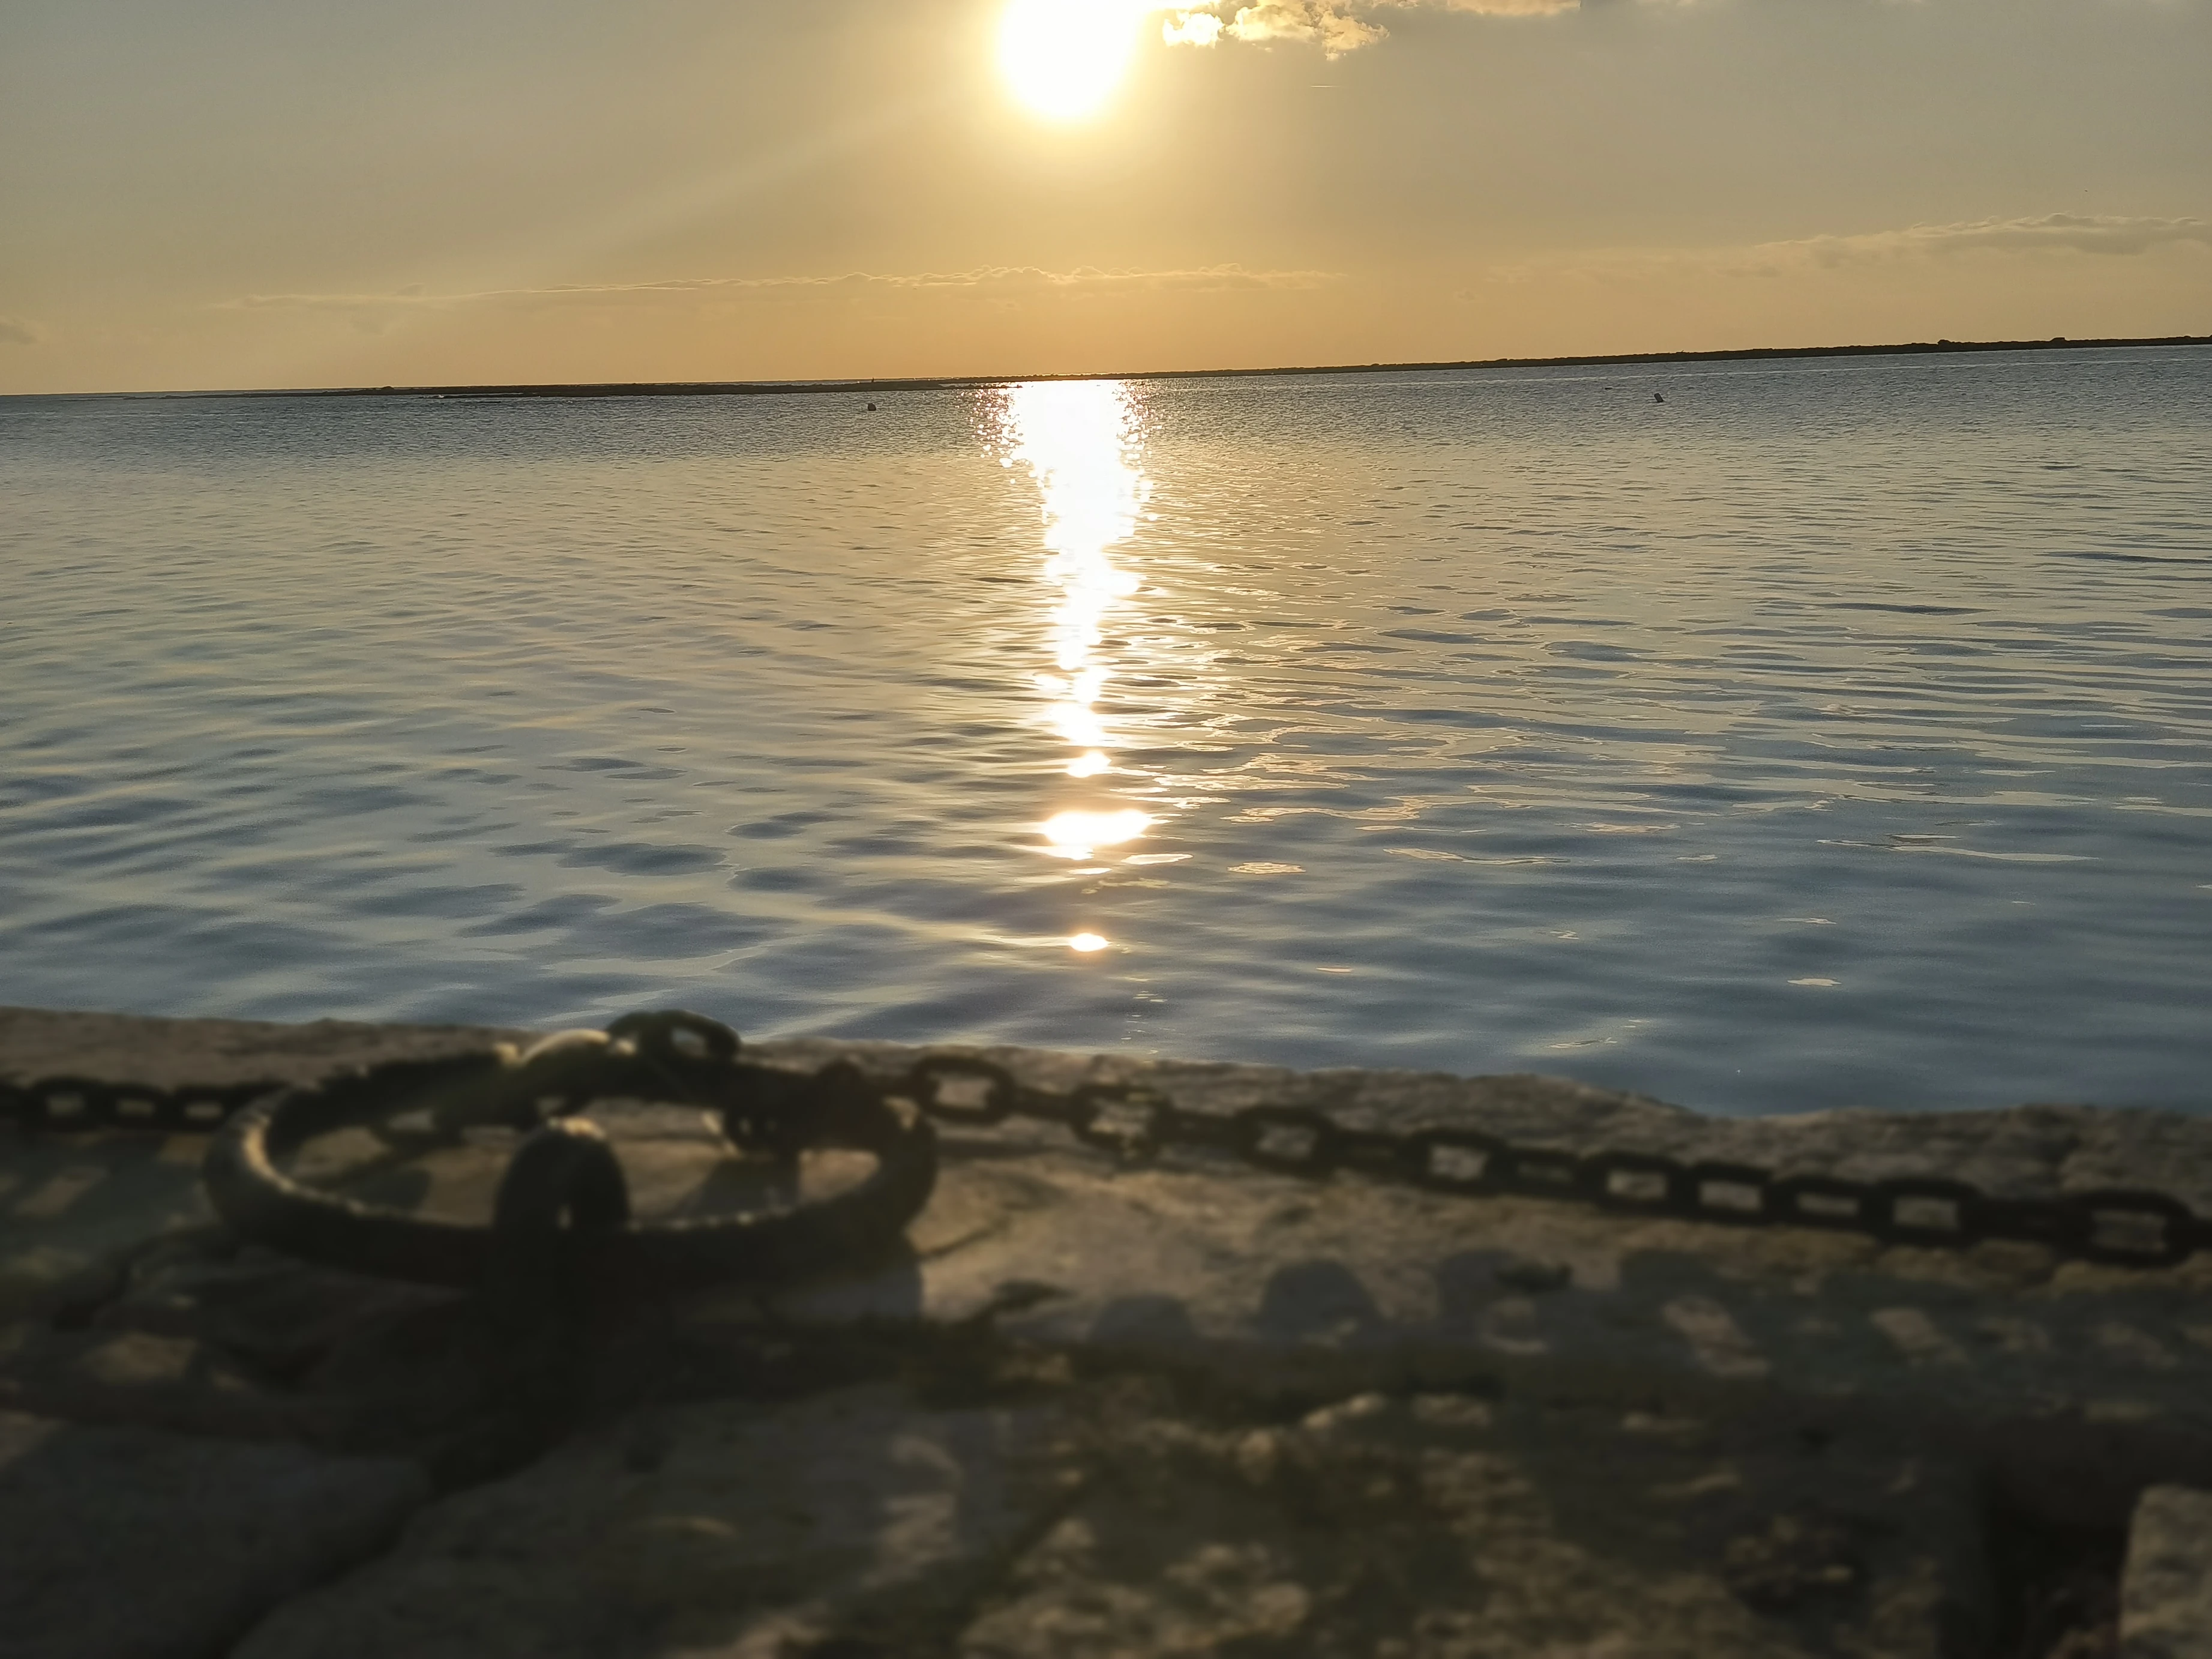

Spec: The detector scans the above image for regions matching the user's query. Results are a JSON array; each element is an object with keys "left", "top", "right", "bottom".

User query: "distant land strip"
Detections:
[{"left": 78, "top": 331, "right": 2212, "bottom": 401}]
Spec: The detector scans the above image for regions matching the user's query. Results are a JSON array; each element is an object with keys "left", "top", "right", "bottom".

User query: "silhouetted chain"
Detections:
[
  {"left": 3, "top": 1016, "right": 2204, "bottom": 1272},
  {"left": 889, "top": 1053, "right": 2210, "bottom": 1270},
  {"left": 1, "top": 1013, "right": 939, "bottom": 1291}
]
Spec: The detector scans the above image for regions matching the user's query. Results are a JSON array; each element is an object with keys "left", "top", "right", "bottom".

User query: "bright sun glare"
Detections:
[{"left": 999, "top": 0, "right": 1141, "bottom": 121}]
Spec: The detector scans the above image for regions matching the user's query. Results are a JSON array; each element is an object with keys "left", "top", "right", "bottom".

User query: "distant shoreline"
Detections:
[{"left": 22, "top": 331, "right": 2212, "bottom": 402}]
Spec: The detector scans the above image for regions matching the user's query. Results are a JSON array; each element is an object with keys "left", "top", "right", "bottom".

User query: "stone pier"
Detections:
[{"left": 4, "top": 1005, "right": 2208, "bottom": 1657}]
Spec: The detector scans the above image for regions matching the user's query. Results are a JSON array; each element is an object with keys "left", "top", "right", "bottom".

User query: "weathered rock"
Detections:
[
  {"left": 0, "top": 1406, "right": 427, "bottom": 1659},
  {"left": 89, "top": 1236, "right": 460, "bottom": 1385},
  {"left": 0, "top": 1317, "right": 321, "bottom": 1442},
  {"left": 957, "top": 1387, "right": 1992, "bottom": 1658},
  {"left": 4, "top": 1006, "right": 2203, "bottom": 1655},
  {"left": 11, "top": 1005, "right": 2212, "bottom": 1531},
  {"left": 2123, "top": 1486, "right": 2212, "bottom": 1658},
  {"left": 0, "top": 1005, "right": 526, "bottom": 1096},
  {"left": 712, "top": 1117, "right": 2212, "bottom": 1522},
  {"left": 216, "top": 1368, "right": 2000, "bottom": 1659},
  {"left": 3, "top": 1067, "right": 889, "bottom": 1457},
  {"left": 0, "top": 1233, "right": 484, "bottom": 1449},
  {"left": 1, "top": 1007, "right": 528, "bottom": 1323},
  {"left": 231, "top": 1382, "right": 1073, "bottom": 1659},
  {"left": 0, "top": 1129, "right": 212, "bottom": 1322},
  {"left": 0, "top": 1007, "right": 867, "bottom": 1325}
]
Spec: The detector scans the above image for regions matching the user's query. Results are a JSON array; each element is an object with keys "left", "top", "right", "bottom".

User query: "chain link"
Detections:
[
  {"left": 0, "top": 1074, "right": 283, "bottom": 1134},
  {"left": 865, "top": 1058, "right": 2211, "bottom": 1271},
  {"left": 5, "top": 1038, "right": 2206, "bottom": 1271}
]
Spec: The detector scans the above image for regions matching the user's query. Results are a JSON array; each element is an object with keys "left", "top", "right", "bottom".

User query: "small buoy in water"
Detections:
[
  {"left": 1654, "top": 393, "right": 1665, "bottom": 403},
  {"left": 865, "top": 402, "right": 877, "bottom": 412}
]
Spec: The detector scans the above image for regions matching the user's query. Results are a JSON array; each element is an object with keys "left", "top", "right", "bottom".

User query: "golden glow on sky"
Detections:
[
  {"left": 998, "top": 0, "right": 1143, "bottom": 121},
  {"left": 4, "top": 1, "right": 2207, "bottom": 393}
]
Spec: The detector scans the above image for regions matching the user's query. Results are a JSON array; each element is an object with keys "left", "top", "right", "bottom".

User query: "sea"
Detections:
[{"left": 3, "top": 346, "right": 2207, "bottom": 1116}]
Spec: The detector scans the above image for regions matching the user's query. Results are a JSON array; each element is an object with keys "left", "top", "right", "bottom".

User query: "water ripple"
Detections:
[{"left": 2, "top": 348, "right": 2207, "bottom": 1113}]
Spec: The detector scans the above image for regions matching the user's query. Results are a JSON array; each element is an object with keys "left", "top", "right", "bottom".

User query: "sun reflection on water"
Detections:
[
  {"left": 1041, "top": 807, "right": 1152, "bottom": 859},
  {"left": 996, "top": 379, "right": 1157, "bottom": 942}
]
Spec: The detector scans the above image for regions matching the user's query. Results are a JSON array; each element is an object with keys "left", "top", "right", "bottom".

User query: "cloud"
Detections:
[
  {"left": 1427, "top": 0, "right": 1582, "bottom": 13},
  {"left": 1785, "top": 213, "right": 2212, "bottom": 263},
  {"left": 1482, "top": 213, "right": 2212, "bottom": 285},
  {"left": 231, "top": 263, "right": 1341, "bottom": 316},
  {"left": 1162, "top": 0, "right": 2207, "bottom": 56},
  {"left": 1161, "top": 0, "right": 1588, "bottom": 56},
  {"left": 1162, "top": 10, "right": 1226, "bottom": 43},
  {"left": 0, "top": 316, "right": 41, "bottom": 346},
  {"left": 1207, "top": 3, "right": 1390, "bottom": 53}
]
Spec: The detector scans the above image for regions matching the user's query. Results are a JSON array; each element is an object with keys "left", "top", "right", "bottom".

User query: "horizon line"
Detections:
[{"left": 12, "top": 331, "right": 2209, "bottom": 402}]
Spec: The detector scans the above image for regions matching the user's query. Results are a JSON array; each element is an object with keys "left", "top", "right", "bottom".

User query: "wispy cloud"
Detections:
[
  {"left": 1162, "top": 0, "right": 1610, "bottom": 57},
  {"left": 1483, "top": 214, "right": 2212, "bottom": 285},
  {"left": 1171, "top": 2, "right": 1389, "bottom": 54},
  {"left": 1162, "top": 1, "right": 2199, "bottom": 59},
  {"left": 0, "top": 316, "right": 41, "bottom": 346},
  {"left": 231, "top": 263, "right": 1341, "bottom": 315},
  {"left": 1782, "top": 214, "right": 2212, "bottom": 263}
]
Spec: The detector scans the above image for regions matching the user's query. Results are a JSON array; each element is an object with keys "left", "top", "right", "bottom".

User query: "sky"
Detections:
[{"left": 1, "top": 0, "right": 2206, "bottom": 393}]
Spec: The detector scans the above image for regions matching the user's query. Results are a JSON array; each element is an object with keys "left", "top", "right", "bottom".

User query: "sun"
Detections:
[{"left": 998, "top": 0, "right": 1142, "bottom": 121}]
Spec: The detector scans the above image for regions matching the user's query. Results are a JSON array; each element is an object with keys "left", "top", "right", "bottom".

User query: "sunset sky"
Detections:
[{"left": 2, "top": 0, "right": 2206, "bottom": 393}]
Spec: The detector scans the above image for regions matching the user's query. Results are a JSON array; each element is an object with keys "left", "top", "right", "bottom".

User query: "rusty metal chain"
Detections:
[
  {"left": 885, "top": 1052, "right": 2210, "bottom": 1271},
  {"left": 0, "top": 1015, "right": 939, "bottom": 1292},
  {"left": 0, "top": 1072, "right": 290, "bottom": 1135},
  {"left": 3, "top": 1020, "right": 2205, "bottom": 1273}
]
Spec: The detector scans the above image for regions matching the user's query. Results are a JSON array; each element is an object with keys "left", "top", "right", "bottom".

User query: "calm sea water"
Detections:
[{"left": 3, "top": 349, "right": 2208, "bottom": 1115}]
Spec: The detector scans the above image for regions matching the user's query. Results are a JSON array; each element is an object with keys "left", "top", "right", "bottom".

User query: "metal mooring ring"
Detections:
[{"left": 201, "top": 1013, "right": 937, "bottom": 1290}]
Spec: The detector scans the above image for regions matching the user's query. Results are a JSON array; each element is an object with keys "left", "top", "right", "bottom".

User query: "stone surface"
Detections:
[
  {"left": 0, "top": 1129, "right": 212, "bottom": 1322},
  {"left": 0, "top": 1233, "right": 479, "bottom": 1449},
  {"left": 959, "top": 1390, "right": 1988, "bottom": 1658},
  {"left": 1, "top": 1007, "right": 528, "bottom": 1323},
  {"left": 2123, "top": 1486, "right": 2212, "bottom": 1658},
  {"left": 13, "top": 1006, "right": 2212, "bottom": 1514},
  {"left": 231, "top": 1383, "right": 1072, "bottom": 1659},
  {"left": 733, "top": 1105, "right": 2212, "bottom": 1522},
  {"left": 0, "top": 1005, "right": 527, "bottom": 1095},
  {"left": 9, "top": 1004, "right": 2212, "bottom": 1654},
  {"left": 222, "top": 1374, "right": 1998, "bottom": 1659},
  {"left": 0, "top": 1406, "right": 427, "bottom": 1659}
]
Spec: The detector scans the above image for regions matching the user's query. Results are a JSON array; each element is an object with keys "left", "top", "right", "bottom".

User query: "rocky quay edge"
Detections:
[
  {"left": 11, "top": 1007, "right": 2212, "bottom": 1498},
  {"left": 6, "top": 1005, "right": 2212, "bottom": 1656}
]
